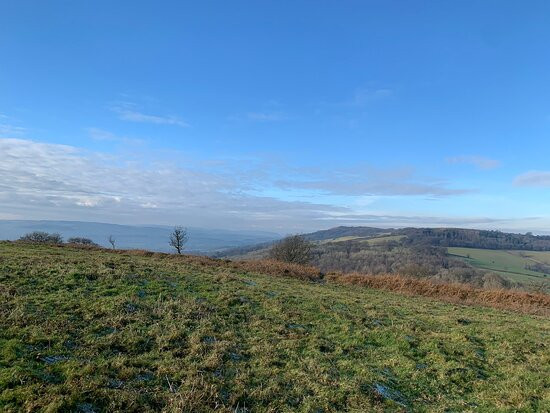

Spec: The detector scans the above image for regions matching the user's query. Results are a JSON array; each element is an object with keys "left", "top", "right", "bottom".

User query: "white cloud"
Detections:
[
  {"left": 87, "top": 128, "right": 145, "bottom": 145},
  {"left": 272, "top": 165, "right": 471, "bottom": 197},
  {"left": 111, "top": 103, "right": 189, "bottom": 127},
  {"left": 0, "top": 124, "right": 26, "bottom": 137},
  {"left": 228, "top": 111, "right": 289, "bottom": 122},
  {"left": 514, "top": 171, "right": 550, "bottom": 187},
  {"left": 446, "top": 155, "right": 501, "bottom": 170},
  {"left": 319, "top": 212, "right": 528, "bottom": 227},
  {"left": 76, "top": 197, "right": 103, "bottom": 207},
  {"left": 3, "top": 138, "right": 529, "bottom": 232},
  {"left": 246, "top": 112, "right": 288, "bottom": 122},
  {"left": 0, "top": 138, "right": 347, "bottom": 230},
  {"left": 350, "top": 88, "right": 393, "bottom": 105}
]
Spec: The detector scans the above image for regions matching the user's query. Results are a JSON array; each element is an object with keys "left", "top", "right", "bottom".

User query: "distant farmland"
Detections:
[
  {"left": 318, "top": 234, "right": 405, "bottom": 245},
  {"left": 448, "top": 247, "right": 550, "bottom": 286}
]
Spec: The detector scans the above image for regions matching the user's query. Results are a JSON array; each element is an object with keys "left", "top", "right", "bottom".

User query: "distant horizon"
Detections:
[
  {"left": 2, "top": 2, "right": 550, "bottom": 233},
  {"left": 2, "top": 218, "right": 549, "bottom": 237}
]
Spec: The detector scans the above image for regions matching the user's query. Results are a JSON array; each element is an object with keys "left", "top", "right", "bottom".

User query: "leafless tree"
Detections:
[
  {"left": 169, "top": 226, "right": 188, "bottom": 254},
  {"left": 108, "top": 235, "right": 116, "bottom": 249},
  {"left": 269, "top": 235, "right": 313, "bottom": 265}
]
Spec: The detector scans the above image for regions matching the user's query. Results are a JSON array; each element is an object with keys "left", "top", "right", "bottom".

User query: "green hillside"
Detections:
[
  {"left": 448, "top": 247, "right": 550, "bottom": 286},
  {"left": 1, "top": 243, "right": 549, "bottom": 412}
]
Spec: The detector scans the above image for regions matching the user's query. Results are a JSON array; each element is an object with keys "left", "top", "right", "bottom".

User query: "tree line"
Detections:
[{"left": 397, "top": 228, "right": 550, "bottom": 251}]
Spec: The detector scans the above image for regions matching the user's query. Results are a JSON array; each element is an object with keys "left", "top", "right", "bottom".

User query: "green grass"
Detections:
[
  {"left": 319, "top": 235, "right": 366, "bottom": 244},
  {"left": 364, "top": 235, "right": 406, "bottom": 245},
  {"left": 1, "top": 242, "right": 549, "bottom": 412},
  {"left": 319, "top": 235, "right": 405, "bottom": 245},
  {"left": 521, "top": 250, "right": 550, "bottom": 266},
  {"left": 448, "top": 247, "right": 550, "bottom": 286}
]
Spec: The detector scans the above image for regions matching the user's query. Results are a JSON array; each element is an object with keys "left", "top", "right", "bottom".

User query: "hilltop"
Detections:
[{"left": 1, "top": 242, "right": 549, "bottom": 412}]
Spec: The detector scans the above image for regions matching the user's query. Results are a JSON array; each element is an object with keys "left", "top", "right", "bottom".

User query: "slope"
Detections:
[
  {"left": 0, "top": 243, "right": 549, "bottom": 412},
  {"left": 448, "top": 247, "right": 550, "bottom": 286}
]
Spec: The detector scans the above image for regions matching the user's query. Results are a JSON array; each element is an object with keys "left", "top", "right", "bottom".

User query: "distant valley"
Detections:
[
  {"left": 219, "top": 226, "right": 550, "bottom": 291},
  {"left": 0, "top": 220, "right": 280, "bottom": 254}
]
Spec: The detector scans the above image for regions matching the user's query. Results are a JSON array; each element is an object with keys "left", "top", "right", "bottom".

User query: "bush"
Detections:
[
  {"left": 269, "top": 235, "right": 313, "bottom": 265},
  {"left": 19, "top": 231, "right": 63, "bottom": 244},
  {"left": 482, "top": 272, "right": 511, "bottom": 290},
  {"left": 67, "top": 237, "right": 98, "bottom": 246}
]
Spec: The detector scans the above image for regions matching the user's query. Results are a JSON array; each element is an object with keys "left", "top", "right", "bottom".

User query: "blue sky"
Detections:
[{"left": 1, "top": 1, "right": 550, "bottom": 233}]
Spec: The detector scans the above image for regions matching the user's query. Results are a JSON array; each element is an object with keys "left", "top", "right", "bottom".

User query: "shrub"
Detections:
[
  {"left": 67, "top": 237, "right": 99, "bottom": 247},
  {"left": 482, "top": 272, "right": 511, "bottom": 290},
  {"left": 269, "top": 235, "right": 313, "bottom": 265},
  {"left": 18, "top": 231, "right": 63, "bottom": 244}
]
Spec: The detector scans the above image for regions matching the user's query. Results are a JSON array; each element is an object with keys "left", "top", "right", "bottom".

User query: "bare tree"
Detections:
[
  {"left": 108, "top": 235, "right": 116, "bottom": 249},
  {"left": 169, "top": 226, "right": 188, "bottom": 254},
  {"left": 269, "top": 235, "right": 313, "bottom": 265}
]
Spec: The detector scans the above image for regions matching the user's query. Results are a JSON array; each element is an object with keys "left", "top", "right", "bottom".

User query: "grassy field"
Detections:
[
  {"left": 1, "top": 243, "right": 549, "bottom": 412},
  {"left": 319, "top": 235, "right": 365, "bottom": 244},
  {"left": 448, "top": 247, "right": 550, "bottom": 286},
  {"left": 364, "top": 235, "right": 406, "bottom": 245},
  {"left": 522, "top": 250, "right": 550, "bottom": 266},
  {"left": 319, "top": 235, "right": 405, "bottom": 245}
]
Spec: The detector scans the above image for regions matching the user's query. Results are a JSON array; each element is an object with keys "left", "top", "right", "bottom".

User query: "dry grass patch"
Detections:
[{"left": 327, "top": 273, "right": 550, "bottom": 316}]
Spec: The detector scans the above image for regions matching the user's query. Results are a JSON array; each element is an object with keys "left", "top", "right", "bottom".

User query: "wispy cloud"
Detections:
[
  {"left": 111, "top": 103, "right": 189, "bottom": 127},
  {"left": 0, "top": 124, "right": 26, "bottom": 137},
  {"left": 0, "top": 114, "right": 27, "bottom": 137},
  {"left": 271, "top": 165, "right": 471, "bottom": 197},
  {"left": 446, "top": 155, "right": 501, "bottom": 170},
  {"left": 311, "top": 87, "right": 393, "bottom": 126},
  {"left": 228, "top": 110, "right": 289, "bottom": 122},
  {"left": 320, "top": 212, "right": 528, "bottom": 227},
  {"left": 349, "top": 87, "right": 393, "bottom": 106},
  {"left": 0, "top": 138, "right": 517, "bottom": 232},
  {"left": 246, "top": 111, "right": 288, "bottom": 122},
  {"left": 0, "top": 138, "right": 347, "bottom": 230},
  {"left": 514, "top": 171, "right": 550, "bottom": 187},
  {"left": 276, "top": 179, "right": 470, "bottom": 197},
  {"left": 87, "top": 128, "right": 145, "bottom": 145}
]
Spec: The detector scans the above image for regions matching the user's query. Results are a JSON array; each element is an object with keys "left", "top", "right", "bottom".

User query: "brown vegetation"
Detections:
[
  {"left": 326, "top": 273, "right": 550, "bottom": 317},
  {"left": 228, "top": 258, "right": 321, "bottom": 281},
  {"left": 159, "top": 249, "right": 550, "bottom": 316}
]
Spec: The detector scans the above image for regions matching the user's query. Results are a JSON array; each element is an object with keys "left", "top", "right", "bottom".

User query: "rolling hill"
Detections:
[
  {"left": 219, "top": 227, "right": 550, "bottom": 291},
  {"left": 0, "top": 242, "right": 549, "bottom": 412},
  {"left": 302, "top": 226, "right": 392, "bottom": 242},
  {"left": 303, "top": 226, "right": 550, "bottom": 251}
]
